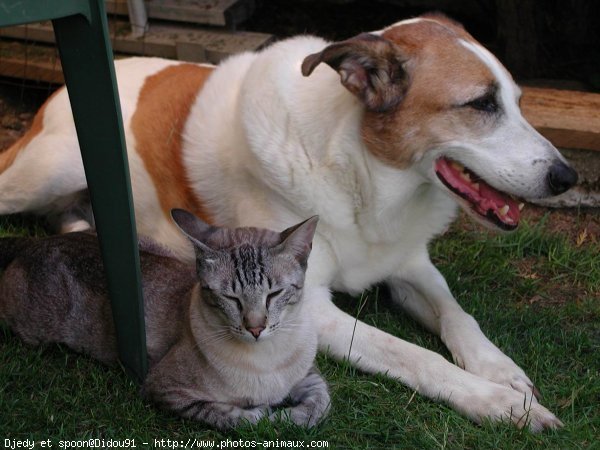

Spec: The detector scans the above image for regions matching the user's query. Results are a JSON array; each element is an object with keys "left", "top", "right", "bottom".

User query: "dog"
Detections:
[{"left": 0, "top": 14, "right": 577, "bottom": 430}]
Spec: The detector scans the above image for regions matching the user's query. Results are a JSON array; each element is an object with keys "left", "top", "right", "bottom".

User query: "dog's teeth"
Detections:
[
  {"left": 499, "top": 205, "right": 510, "bottom": 216},
  {"left": 450, "top": 161, "right": 464, "bottom": 172},
  {"left": 518, "top": 203, "right": 525, "bottom": 211},
  {"left": 460, "top": 171, "right": 471, "bottom": 182},
  {"left": 472, "top": 182, "right": 480, "bottom": 191}
]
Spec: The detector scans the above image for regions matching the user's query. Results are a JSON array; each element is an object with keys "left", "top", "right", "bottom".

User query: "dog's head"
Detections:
[{"left": 301, "top": 14, "right": 578, "bottom": 231}]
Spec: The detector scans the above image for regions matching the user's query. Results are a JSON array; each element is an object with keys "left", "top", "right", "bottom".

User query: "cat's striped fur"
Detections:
[{"left": 0, "top": 210, "right": 329, "bottom": 429}]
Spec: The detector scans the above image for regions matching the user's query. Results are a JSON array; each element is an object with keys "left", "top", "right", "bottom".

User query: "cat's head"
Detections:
[{"left": 171, "top": 209, "right": 318, "bottom": 344}]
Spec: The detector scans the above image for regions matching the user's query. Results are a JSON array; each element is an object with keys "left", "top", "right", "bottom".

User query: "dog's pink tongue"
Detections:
[{"left": 435, "top": 158, "right": 521, "bottom": 226}]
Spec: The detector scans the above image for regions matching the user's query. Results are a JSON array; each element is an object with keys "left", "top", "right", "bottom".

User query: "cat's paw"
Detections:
[
  {"left": 238, "top": 405, "right": 272, "bottom": 426},
  {"left": 193, "top": 403, "right": 272, "bottom": 430},
  {"left": 269, "top": 404, "right": 329, "bottom": 428}
]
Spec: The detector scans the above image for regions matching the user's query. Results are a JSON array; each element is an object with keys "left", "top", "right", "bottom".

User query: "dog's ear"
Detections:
[{"left": 301, "top": 33, "right": 409, "bottom": 112}]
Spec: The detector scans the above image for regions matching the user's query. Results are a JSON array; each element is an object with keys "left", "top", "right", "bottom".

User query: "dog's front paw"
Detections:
[
  {"left": 442, "top": 316, "right": 541, "bottom": 399},
  {"left": 462, "top": 382, "right": 563, "bottom": 432},
  {"left": 453, "top": 341, "right": 541, "bottom": 399}
]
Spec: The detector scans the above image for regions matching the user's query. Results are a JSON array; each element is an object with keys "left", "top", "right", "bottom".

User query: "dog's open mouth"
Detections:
[{"left": 435, "top": 157, "right": 523, "bottom": 230}]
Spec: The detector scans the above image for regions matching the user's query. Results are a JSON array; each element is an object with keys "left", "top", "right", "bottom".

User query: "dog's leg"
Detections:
[
  {"left": 0, "top": 134, "right": 87, "bottom": 220},
  {"left": 307, "top": 286, "right": 561, "bottom": 431},
  {"left": 387, "top": 255, "right": 540, "bottom": 399},
  {"left": 46, "top": 191, "right": 94, "bottom": 233}
]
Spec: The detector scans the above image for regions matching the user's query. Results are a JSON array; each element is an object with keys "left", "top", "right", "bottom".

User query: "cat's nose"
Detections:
[{"left": 246, "top": 326, "right": 265, "bottom": 339}]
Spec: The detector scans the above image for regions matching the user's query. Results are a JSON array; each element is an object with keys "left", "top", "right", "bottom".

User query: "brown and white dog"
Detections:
[{"left": 0, "top": 14, "right": 577, "bottom": 430}]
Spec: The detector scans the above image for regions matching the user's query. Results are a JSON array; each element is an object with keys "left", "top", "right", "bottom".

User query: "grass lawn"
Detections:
[{"left": 0, "top": 210, "right": 598, "bottom": 449}]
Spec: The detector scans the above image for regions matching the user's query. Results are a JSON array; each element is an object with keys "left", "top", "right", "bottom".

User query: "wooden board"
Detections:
[
  {"left": 521, "top": 86, "right": 600, "bottom": 152},
  {"left": 0, "top": 21, "right": 272, "bottom": 64},
  {"left": 105, "top": 0, "right": 256, "bottom": 28},
  {"left": 0, "top": 56, "right": 64, "bottom": 84},
  {"left": 0, "top": 40, "right": 63, "bottom": 84}
]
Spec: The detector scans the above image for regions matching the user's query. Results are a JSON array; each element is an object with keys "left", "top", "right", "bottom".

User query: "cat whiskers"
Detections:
[
  {"left": 272, "top": 320, "right": 303, "bottom": 334},
  {"left": 196, "top": 328, "right": 236, "bottom": 346}
]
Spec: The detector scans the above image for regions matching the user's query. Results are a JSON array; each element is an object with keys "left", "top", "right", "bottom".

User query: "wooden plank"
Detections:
[
  {"left": 0, "top": 22, "right": 55, "bottom": 45},
  {"left": 0, "top": 57, "right": 63, "bottom": 84},
  {"left": 147, "top": 23, "right": 271, "bottom": 62},
  {"left": 521, "top": 86, "right": 600, "bottom": 152},
  {"left": 0, "top": 21, "right": 273, "bottom": 64},
  {"left": 175, "top": 41, "right": 207, "bottom": 63},
  {"left": 105, "top": 0, "right": 130, "bottom": 15},
  {"left": 0, "top": 40, "right": 63, "bottom": 83},
  {"left": 0, "top": 59, "right": 63, "bottom": 84},
  {"left": 104, "top": 0, "right": 255, "bottom": 28},
  {"left": 146, "top": 0, "right": 237, "bottom": 27}
]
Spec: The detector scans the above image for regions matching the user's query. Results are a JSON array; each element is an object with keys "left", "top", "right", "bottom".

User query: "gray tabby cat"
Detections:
[{"left": 0, "top": 209, "right": 329, "bottom": 429}]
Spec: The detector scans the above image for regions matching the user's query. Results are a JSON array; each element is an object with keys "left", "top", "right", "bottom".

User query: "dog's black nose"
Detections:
[{"left": 547, "top": 161, "right": 578, "bottom": 195}]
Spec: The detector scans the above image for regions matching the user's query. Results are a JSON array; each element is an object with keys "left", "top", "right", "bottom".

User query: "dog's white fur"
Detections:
[{"left": 0, "top": 17, "right": 572, "bottom": 430}]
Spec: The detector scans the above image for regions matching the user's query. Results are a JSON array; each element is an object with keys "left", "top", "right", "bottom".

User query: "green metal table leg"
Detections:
[{"left": 51, "top": 2, "right": 147, "bottom": 381}]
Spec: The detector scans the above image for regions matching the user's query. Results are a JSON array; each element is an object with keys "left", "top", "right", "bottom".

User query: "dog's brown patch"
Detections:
[
  {"left": 361, "top": 17, "right": 496, "bottom": 168},
  {"left": 131, "top": 63, "right": 214, "bottom": 222},
  {"left": 0, "top": 88, "right": 61, "bottom": 173}
]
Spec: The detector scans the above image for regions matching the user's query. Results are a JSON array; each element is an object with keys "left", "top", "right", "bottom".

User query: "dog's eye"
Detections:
[{"left": 465, "top": 94, "right": 498, "bottom": 113}]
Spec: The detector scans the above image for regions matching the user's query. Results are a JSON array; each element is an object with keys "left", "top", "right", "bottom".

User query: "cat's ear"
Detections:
[
  {"left": 170, "top": 209, "right": 218, "bottom": 258},
  {"left": 276, "top": 216, "right": 319, "bottom": 266}
]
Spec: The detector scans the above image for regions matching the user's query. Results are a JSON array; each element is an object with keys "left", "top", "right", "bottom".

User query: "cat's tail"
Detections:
[{"left": 0, "top": 236, "right": 30, "bottom": 270}]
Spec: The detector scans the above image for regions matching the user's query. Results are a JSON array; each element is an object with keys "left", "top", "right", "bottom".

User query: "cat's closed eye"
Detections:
[
  {"left": 266, "top": 289, "right": 283, "bottom": 309},
  {"left": 222, "top": 294, "right": 243, "bottom": 312},
  {"left": 200, "top": 287, "right": 229, "bottom": 313}
]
